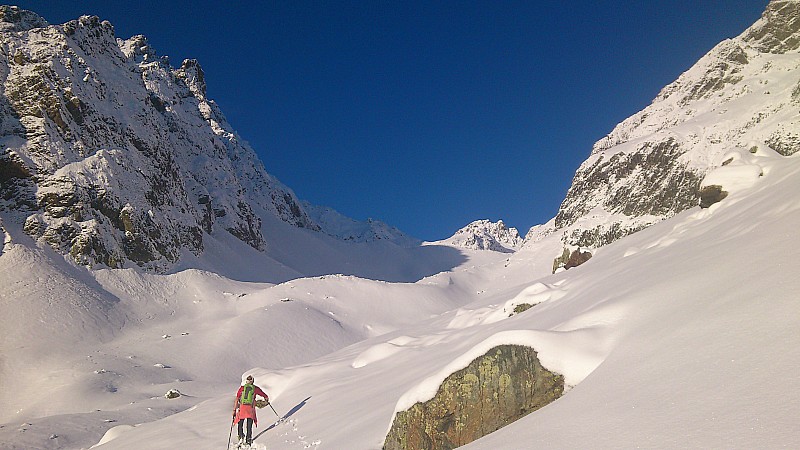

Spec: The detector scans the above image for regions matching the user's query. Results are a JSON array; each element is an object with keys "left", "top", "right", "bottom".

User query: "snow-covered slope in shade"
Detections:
[
  {"left": 432, "top": 219, "right": 523, "bottom": 253},
  {"left": 300, "top": 201, "right": 420, "bottom": 246}
]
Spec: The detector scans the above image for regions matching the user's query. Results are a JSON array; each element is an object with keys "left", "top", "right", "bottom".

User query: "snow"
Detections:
[
  {"left": 2, "top": 148, "right": 800, "bottom": 449},
  {"left": 2, "top": 3, "right": 800, "bottom": 449},
  {"left": 700, "top": 146, "right": 768, "bottom": 193}
]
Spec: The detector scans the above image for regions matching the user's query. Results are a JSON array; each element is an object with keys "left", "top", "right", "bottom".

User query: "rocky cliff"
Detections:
[
  {"left": 0, "top": 7, "right": 325, "bottom": 270},
  {"left": 544, "top": 0, "right": 800, "bottom": 252}
]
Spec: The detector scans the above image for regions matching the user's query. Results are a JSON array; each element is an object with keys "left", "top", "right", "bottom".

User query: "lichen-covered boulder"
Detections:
[{"left": 383, "top": 345, "right": 564, "bottom": 450}]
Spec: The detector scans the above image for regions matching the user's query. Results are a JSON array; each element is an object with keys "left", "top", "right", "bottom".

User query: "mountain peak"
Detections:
[
  {"left": 437, "top": 219, "right": 522, "bottom": 253},
  {"left": 176, "top": 59, "right": 207, "bottom": 100},
  {"left": 0, "top": 5, "right": 47, "bottom": 32},
  {"left": 301, "top": 202, "right": 419, "bottom": 246}
]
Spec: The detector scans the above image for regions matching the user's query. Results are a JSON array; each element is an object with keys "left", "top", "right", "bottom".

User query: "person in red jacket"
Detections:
[{"left": 232, "top": 375, "right": 269, "bottom": 446}]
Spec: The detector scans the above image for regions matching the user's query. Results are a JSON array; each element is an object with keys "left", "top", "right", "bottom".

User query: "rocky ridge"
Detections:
[
  {"left": 540, "top": 0, "right": 800, "bottom": 253},
  {"left": 0, "top": 6, "right": 390, "bottom": 271}
]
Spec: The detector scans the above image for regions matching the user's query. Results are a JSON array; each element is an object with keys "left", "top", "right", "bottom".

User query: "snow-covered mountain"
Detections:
[
  {"left": 301, "top": 201, "right": 419, "bottom": 246},
  {"left": 1, "top": 2, "right": 799, "bottom": 449},
  {"left": 543, "top": 0, "right": 800, "bottom": 255},
  {"left": 0, "top": 6, "right": 434, "bottom": 274},
  {"left": 433, "top": 219, "right": 522, "bottom": 253}
]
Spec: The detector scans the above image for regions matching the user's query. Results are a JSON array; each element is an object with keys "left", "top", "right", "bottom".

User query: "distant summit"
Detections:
[
  {"left": 301, "top": 202, "right": 419, "bottom": 246},
  {"left": 435, "top": 220, "right": 522, "bottom": 253}
]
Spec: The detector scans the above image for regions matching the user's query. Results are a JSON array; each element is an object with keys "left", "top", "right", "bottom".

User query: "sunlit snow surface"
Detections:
[
  {"left": 2, "top": 5, "right": 800, "bottom": 449},
  {"left": 2, "top": 148, "right": 800, "bottom": 449}
]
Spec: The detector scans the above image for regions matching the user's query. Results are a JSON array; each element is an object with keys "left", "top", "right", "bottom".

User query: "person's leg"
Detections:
[
  {"left": 237, "top": 419, "right": 245, "bottom": 440},
  {"left": 246, "top": 418, "right": 253, "bottom": 444}
]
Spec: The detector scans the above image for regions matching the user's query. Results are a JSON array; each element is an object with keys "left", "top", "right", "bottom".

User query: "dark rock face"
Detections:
[
  {"left": 564, "top": 248, "right": 592, "bottom": 270},
  {"left": 383, "top": 345, "right": 564, "bottom": 450},
  {"left": 0, "top": 150, "right": 35, "bottom": 208},
  {"left": 552, "top": 247, "right": 593, "bottom": 273},
  {"left": 766, "top": 128, "right": 800, "bottom": 156}
]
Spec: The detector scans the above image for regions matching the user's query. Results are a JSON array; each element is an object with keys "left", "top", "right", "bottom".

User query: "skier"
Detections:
[{"left": 232, "top": 374, "right": 269, "bottom": 447}]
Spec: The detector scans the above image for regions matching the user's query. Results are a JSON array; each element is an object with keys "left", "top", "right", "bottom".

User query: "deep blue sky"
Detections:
[{"left": 16, "top": 1, "right": 768, "bottom": 240}]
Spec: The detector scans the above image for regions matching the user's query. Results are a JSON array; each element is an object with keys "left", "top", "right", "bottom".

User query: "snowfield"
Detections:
[
  {"left": 2, "top": 148, "right": 799, "bottom": 449},
  {"left": 2, "top": 2, "right": 800, "bottom": 449}
]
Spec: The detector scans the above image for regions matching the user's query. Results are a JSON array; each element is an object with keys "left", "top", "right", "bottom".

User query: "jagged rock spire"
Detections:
[{"left": 176, "top": 59, "right": 207, "bottom": 100}]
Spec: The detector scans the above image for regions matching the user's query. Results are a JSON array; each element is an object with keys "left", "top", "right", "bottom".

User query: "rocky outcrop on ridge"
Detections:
[
  {"left": 0, "top": 7, "right": 322, "bottom": 270},
  {"left": 544, "top": 0, "right": 800, "bottom": 251}
]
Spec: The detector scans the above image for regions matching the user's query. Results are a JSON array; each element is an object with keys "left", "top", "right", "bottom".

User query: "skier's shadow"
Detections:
[{"left": 253, "top": 396, "right": 311, "bottom": 441}]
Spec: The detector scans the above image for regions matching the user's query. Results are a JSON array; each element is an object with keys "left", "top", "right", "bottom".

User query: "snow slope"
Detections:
[
  {"left": 2, "top": 2, "right": 800, "bottom": 449},
  {"left": 2, "top": 144, "right": 799, "bottom": 449}
]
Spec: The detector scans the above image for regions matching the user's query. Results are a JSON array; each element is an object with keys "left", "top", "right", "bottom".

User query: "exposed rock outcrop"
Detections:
[
  {"left": 552, "top": 247, "right": 593, "bottom": 273},
  {"left": 383, "top": 345, "right": 564, "bottom": 450},
  {"left": 533, "top": 0, "right": 800, "bottom": 258},
  {"left": 0, "top": 8, "right": 322, "bottom": 270},
  {"left": 743, "top": 0, "right": 800, "bottom": 54},
  {"left": 698, "top": 185, "right": 729, "bottom": 208}
]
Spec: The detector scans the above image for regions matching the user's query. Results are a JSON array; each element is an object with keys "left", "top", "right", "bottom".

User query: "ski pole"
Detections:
[
  {"left": 269, "top": 403, "right": 280, "bottom": 419},
  {"left": 227, "top": 414, "right": 235, "bottom": 449}
]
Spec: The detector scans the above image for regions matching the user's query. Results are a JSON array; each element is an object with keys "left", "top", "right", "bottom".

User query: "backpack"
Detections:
[{"left": 240, "top": 384, "right": 256, "bottom": 405}]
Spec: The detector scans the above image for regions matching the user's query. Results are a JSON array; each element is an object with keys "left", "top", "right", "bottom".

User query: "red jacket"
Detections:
[{"left": 234, "top": 384, "right": 268, "bottom": 425}]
